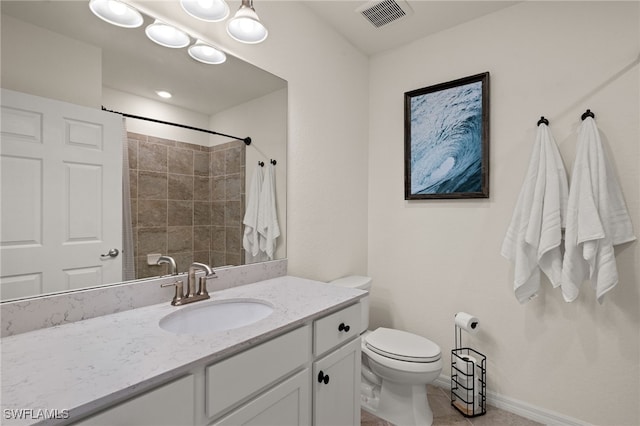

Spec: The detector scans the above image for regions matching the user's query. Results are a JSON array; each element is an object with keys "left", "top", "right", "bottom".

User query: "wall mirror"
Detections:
[{"left": 0, "top": 1, "right": 287, "bottom": 302}]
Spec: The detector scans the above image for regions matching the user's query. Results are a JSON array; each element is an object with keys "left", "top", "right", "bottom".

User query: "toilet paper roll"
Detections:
[
  {"left": 456, "top": 355, "right": 477, "bottom": 378},
  {"left": 453, "top": 355, "right": 483, "bottom": 414},
  {"left": 455, "top": 312, "right": 480, "bottom": 334}
]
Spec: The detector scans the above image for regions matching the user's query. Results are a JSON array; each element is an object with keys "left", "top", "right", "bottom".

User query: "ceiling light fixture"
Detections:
[
  {"left": 180, "top": 0, "right": 229, "bottom": 22},
  {"left": 226, "top": 0, "right": 268, "bottom": 44},
  {"left": 88, "top": 1, "right": 230, "bottom": 66},
  {"left": 145, "top": 20, "right": 190, "bottom": 48},
  {"left": 89, "top": 0, "right": 143, "bottom": 28},
  {"left": 188, "top": 40, "right": 227, "bottom": 64}
]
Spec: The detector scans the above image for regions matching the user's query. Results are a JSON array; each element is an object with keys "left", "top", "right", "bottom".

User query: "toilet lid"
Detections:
[{"left": 365, "top": 328, "right": 441, "bottom": 363}]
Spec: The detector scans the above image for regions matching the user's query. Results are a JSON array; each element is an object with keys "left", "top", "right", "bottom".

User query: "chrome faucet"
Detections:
[
  {"left": 187, "top": 262, "right": 216, "bottom": 299},
  {"left": 160, "top": 262, "right": 216, "bottom": 306},
  {"left": 157, "top": 255, "right": 178, "bottom": 275}
]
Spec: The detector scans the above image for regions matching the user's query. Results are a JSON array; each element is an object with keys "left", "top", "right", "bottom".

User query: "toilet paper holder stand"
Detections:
[{"left": 451, "top": 323, "right": 487, "bottom": 417}]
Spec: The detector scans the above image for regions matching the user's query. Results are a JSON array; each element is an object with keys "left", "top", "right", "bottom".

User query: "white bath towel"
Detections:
[
  {"left": 561, "top": 117, "right": 635, "bottom": 303},
  {"left": 501, "top": 123, "right": 569, "bottom": 303},
  {"left": 243, "top": 164, "right": 264, "bottom": 260},
  {"left": 258, "top": 163, "right": 280, "bottom": 260}
]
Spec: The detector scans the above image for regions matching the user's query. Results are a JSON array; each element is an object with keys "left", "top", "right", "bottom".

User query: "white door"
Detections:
[{"left": 1, "top": 89, "right": 123, "bottom": 300}]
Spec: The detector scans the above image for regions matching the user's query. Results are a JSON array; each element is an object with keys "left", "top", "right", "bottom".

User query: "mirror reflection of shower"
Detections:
[{"left": 130, "top": 131, "right": 247, "bottom": 279}]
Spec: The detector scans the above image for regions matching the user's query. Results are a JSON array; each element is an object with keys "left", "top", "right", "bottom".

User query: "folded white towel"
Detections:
[
  {"left": 258, "top": 163, "right": 280, "bottom": 260},
  {"left": 243, "top": 164, "right": 264, "bottom": 260},
  {"left": 561, "top": 117, "right": 636, "bottom": 303},
  {"left": 501, "top": 123, "right": 569, "bottom": 303}
]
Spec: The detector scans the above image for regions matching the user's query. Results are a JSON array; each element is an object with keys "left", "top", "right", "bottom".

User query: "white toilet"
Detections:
[{"left": 329, "top": 276, "right": 443, "bottom": 426}]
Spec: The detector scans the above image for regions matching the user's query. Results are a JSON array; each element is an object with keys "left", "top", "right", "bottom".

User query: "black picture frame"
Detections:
[{"left": 404, "top": 72, "right": 490, "bottom": 200}]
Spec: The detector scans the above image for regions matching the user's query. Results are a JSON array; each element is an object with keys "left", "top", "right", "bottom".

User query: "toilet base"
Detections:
[{"left": 364, "top": 381, "right": 433, "bottom": 426}]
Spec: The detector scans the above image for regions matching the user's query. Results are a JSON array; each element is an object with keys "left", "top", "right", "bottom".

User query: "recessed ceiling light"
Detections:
[{"left": 156, "top": 90, "right": 172, "bottom": 99}]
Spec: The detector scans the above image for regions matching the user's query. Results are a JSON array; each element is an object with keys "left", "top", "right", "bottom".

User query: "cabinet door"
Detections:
[
  {"left": 211, "top": 369, "right": 310, "bottom": 426},
  {"left": 313, "top": 337, "right": 361, "bottom": 426},
  {"left": 72, "top": 375, "right": 195, "bottom": 426}
]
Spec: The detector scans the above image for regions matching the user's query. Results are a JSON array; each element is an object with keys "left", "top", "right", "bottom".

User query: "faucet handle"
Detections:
[
  {"left": 197, "top": 276, "right": 211, "bottom": 299},
  {"left": 161, "top": 280, "right": 184, "bottom": 306}
]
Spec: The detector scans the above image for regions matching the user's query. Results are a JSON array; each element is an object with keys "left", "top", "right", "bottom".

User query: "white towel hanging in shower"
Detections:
[
  {"left": 243, "top": 164, "right": 264, "bottom": 261},
  {"left": 258, "top": 163, "right": 280, "bottom": 260},
  {"left": 561, "top": 116, "right": 636, "bottom": 303},
  {"left": 501, "top": 123, "right": 569, "bottom": 303}
]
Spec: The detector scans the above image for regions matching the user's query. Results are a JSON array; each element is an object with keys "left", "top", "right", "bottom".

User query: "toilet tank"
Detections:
[{"left": 328, "top": 276, "right": 371, "bottom": 333}]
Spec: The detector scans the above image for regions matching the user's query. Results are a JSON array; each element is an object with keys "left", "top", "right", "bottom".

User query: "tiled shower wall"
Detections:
[{"left": 127, "top": 132, "right": 245, "bottom": 278}]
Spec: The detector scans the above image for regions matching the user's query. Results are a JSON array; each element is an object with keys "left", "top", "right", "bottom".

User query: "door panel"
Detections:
[
  {"left": 0, "top": 89, "right": 123, "bottom": 300},
  {"left": 212, "top": 369, "right": 311, "bottom": 426}
]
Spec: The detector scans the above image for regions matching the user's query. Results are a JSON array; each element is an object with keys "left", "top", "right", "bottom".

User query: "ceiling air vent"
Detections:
[{"left": 357, "top": 0, "right": 414, "bottom": 28}]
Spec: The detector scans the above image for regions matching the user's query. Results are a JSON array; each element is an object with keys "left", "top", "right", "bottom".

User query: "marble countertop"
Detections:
[{"left": 1, "top": 276, "right": 365, "bottom": 426}]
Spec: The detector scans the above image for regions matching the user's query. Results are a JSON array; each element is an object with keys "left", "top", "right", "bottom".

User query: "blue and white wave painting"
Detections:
[{"left": 410, "top": 81, "right": 483, "bottom": 195}]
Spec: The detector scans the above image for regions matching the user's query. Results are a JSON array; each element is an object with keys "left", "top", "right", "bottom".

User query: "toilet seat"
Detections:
[{"left": 365, "top": 328, "right": 441, "bottom": 363}]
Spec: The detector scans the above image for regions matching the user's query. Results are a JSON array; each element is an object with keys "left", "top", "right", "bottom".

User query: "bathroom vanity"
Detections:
[{"left": 1, "top": 276, "right": 365, "bottom": 426}]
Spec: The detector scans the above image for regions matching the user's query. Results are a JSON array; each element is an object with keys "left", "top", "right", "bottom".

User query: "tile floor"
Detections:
[{"left": 361, "top": 385, "right": 543, "bottom": 426}]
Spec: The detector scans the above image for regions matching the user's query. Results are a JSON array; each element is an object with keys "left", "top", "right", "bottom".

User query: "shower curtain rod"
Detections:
[{"left": 102, "top": 107, "right": 252, "bottom": 145}]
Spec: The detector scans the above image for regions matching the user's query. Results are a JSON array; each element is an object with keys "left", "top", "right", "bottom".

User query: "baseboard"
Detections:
[{"left": 434, "top": 375, "right": 590, "bottom": 426}]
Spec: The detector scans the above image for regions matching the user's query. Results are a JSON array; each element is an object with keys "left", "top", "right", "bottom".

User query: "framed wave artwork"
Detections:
[{"left": 404, "top": 72, "right": 490, "bottom": 200}]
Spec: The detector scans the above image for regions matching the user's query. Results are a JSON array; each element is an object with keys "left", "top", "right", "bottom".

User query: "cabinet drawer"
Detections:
[
  {"left": 206, "top": 325, "right": 311, "bottom": 420},
  {"left": 72, "top": 375, "right": 195, "bottom": 426},
  {"left": 313, "top": 303, "right": 360, "bottom": 357}
]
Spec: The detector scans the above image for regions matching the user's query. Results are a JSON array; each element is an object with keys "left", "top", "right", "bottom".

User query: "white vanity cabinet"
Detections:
[
  {"left": 313, "top": 338, "right": 361, "bottom": 425},
  {"left": 206, "top": 302, "right": 361, "bottom": 426},
  {"left": 312, "top": 303, "right": 361, "bottom": 426},
  {"left": 2, "top": 277, "right": 367, "bottom": 426},
  {"left": 71, "top": 302, "right": 361, "bottom": 426},
  {"left": 71, "top": 375, "right": 195, "bottom": 426}
]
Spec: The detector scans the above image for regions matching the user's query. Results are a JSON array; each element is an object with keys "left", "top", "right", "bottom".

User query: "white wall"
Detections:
[
  {"left": 368, "top": 2, "right": 639, "bottom": 425},
  {"left": 102, "top": 87, "right": 211, "bottom": 145},
  {"left": 1, "top": 14, "right": 101, "bottom": 107},
  {"left": 210, "top": 88, "right": 288, "bottom": 261},
  {"left": 1, "top": 14, "right": 212, "bottom": 145}
]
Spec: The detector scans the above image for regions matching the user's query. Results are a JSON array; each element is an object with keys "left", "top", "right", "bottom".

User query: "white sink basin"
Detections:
[{"left": 159, "top": 299, "right": 274, "bottom": 335}]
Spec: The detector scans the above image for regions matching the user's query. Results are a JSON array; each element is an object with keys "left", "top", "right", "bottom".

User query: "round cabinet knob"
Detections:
[
  {"left": 317, "top": 371, "right": 330, "bottom": 385},
  {"left": 338, "top": 322, "right": 350, "bottom": 333}
]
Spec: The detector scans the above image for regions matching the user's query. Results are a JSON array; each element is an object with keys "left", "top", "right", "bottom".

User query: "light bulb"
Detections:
[
  {"left": 180, "top": 0, "right": 229, "bottom": 22},
  {"left": 145, "top": 20, "right": 190, "bottom": 48},
  {"left": 188, "top": 40, "right": 226, "bottom": 64},
  {"left": 107, "top": 0, "right": 127, "bottom": 16},
  {"left": 89, "top": 0, "right": 143, "bottom": 28},
  {"left": 226, "top": 4, "right": 267, "bottom": 44}
]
